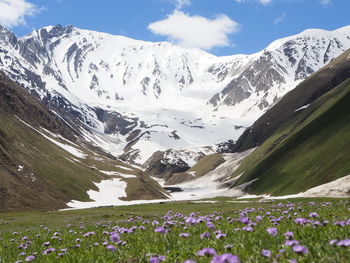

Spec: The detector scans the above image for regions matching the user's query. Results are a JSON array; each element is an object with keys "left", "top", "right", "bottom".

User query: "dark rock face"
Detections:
[
  {"left": 215, "top": 140, "right": 235, "bottom": 153},
  {"left": 143, "top": 151, "right": 191, "bottom": 179},
  {"left": 209, "top": 52, "right": 285, "bottom": 107},
  {"left": 94, "top": 108, "right": 138, "bottom": 135},
  {"left": 0, "top": 26, "right": 18, "bottom": 47}
]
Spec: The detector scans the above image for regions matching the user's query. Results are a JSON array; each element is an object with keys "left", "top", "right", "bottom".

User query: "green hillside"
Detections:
[{"left": 232, "top": 77, "right": 350, "bottom": 196}]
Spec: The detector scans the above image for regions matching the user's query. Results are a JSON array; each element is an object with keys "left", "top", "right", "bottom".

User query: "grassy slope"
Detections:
[
  {"left": 0, "top": 112, "right": 103, "bottom": 211},
  {"left": 232, "top": 78, "right": 350, "bottom": 195}
]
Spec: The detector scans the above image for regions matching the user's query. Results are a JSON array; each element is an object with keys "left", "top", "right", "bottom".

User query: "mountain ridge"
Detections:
[{"left": 1, "top": 24, "right": 350, "bottom": 166}]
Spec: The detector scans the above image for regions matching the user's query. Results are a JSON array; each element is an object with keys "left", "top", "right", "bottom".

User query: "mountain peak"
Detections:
[
  {"left": 44, "top": 24, "right": 74, "bottom": 34},
  {"left": 0, "top": 24, "right": 17, "bottom": 46}
]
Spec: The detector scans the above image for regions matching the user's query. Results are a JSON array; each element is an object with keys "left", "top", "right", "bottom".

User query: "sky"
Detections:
[{"left": 0, "top": 0, "right": 349, "bottom": 56}]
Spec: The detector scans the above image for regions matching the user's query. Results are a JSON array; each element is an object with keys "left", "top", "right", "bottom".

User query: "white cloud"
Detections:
[
  {"left": 320, "top": 0, "right": 331, "bottom": 6},
  {"left": 234, "top": 0, "right": 272, "bottom": 5},
  {"left": 274, "top": 12, "right": 286, "bottom": 25},
  {"left": 148, "top": 10, "right": 239, "bottom": 50},
  {"left": 173, "top": 0, "right": 191, "bottom": 9},
  {"left": 0, "top": 0, "right": 40, "bottom": 28}
]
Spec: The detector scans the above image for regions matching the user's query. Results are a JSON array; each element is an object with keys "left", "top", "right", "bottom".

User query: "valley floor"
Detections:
[{"left": 0, "top": 198, "right": 349, "bottom": 262}]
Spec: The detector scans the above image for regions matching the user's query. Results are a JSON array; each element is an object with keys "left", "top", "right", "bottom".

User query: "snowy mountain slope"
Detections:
[
  {"left": 1, "top": 24, "right": 350, "bottom": 166},
  {"left": 209, "top": 27, "right": 350, "bottom": 111}
]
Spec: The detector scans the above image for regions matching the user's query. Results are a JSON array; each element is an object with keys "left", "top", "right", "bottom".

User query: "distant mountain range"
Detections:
[
  {"left": 1, "top": 24, "right": 350, "bottom": 211},
  {"left": 1, "top": 24, "right": 350, "bottom": 167}
]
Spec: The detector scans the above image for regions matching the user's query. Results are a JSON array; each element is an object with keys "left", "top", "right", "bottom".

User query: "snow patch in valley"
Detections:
[
  {"left": 65, "top": 149, "right": 255, "bottom": 210},
  {"left": 238, "top": 174, "right": 350, "bottom": 200},
  {"left": 67, "top": 178, "right": 128, "bottom": 209},
  {"left": 99, "top": 170, "right": 136, "bottom": 178}
]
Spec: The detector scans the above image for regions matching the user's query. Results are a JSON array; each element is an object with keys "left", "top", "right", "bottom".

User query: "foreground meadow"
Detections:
[{"left": 0, "top": 199, "right": 349, "bottom": 262}]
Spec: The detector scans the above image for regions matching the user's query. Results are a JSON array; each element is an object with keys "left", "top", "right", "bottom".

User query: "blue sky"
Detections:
[{"left": 1, "top": 0, "right": 349, "bottom": 56}]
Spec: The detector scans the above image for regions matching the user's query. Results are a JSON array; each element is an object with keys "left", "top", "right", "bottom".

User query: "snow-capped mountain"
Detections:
[{"left": 1, "top": 24, "right": 350, "bottom": 166}]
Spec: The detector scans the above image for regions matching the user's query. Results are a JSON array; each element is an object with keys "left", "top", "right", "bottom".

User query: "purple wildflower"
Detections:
[
  {"left": 285, "top": 240, "right": 299, "bottom": 246},
  {"left": 24, "top": 255, "right": 35, "bottom": 262},
  {"left": 149, "top": 256, "right": 165, "bottom": 263},
  {"left": 255, "top": 216, "right": 263, "bottom": 222},
  {"left": 197, "top": 248, "right": 217, "bottom": 257},
  {"left": 110, "top": 232, "right": 120, "bottom": 242},
  {"left": 200, "top": 232, "right": 211, "bottom": 239},
  {"left": 337, "top": 239, "right": 350, "bottom": 247},
  {"left": 284, "top": 231, "right": 294, "bottom": 240},
  {"left": 207, "top": 222, "right": 215, "bottom": 229},
  {"left": 216, "top": 233, "right": 227, "bottom": 239},
  {"left": 309, "top": 212, "right": 319, "bottom": 218},
  {"left": 83, "top": 231, "right": 95, "bottom": 237},
  {"left": 242, "top": 226, "right": 254, "bottom": 232},
  {"left": 179, "top": 232, "right": 190, "bottom": 238},
  {"left": 185, "top": 217, "right": 197, "bottom": 224},
  {"left": 43, "top": 248, "right": 55, "bottom": 255},
  {"left": 266, "top": 227, "right": 277, "bottom": 237},
  {"left": 154, "top": 227, "right": 167, "bottom": 234},
  {"left": 262, "top": 249, "right": 271, "bottom": 257},
  {"left": 292, "top": 245, "right": 309, "bottom": 254},
  {"left": 106, "top": 245, "right": 116, "bottom": 252},
  {"left": 211, "top": 253, "right": 240, "bottom": 263},
  {"left": 42, "top": 241, "right": 50, "bottom": 247}
]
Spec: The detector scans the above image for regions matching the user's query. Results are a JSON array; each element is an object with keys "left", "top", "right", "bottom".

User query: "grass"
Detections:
[
  {"left": 232, "top": 79, "right": 350, "bottom": 196},
  {"left": 188, "top": 154, "right": 225, "bottom": 178},
  {"left": 0, "top": 199, "right": 349, "bottom": 262}
]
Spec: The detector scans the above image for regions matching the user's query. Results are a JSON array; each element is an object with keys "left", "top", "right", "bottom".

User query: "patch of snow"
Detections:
[
  {"left": 41, "top": 135, "right": 86, "bottom": 159},
  {"left": 17, "top": 165, "right": 24, "bottom": 172},
  {"left": 67, "top": 178, "right": 128, "bottom": 209},
  {"left": 190, "top": 201, "right": 217, "bottom": 204},
  {"left": 17, "top": 118, "right": 86, "bottom": 159},
  {"left": 114, "top": 165, "right": 137, "bottom": 172},
  {"left": 295, "top": 104, "right": 311, "bottom": 112},
  {"left": 238, "top": 174, "right": 350, "bottom": 200},
  {"left": 99, "top": 170, "right": 136, "bottom": 179},
  {"left": 188, "top": 171, "right": 196, "bottom": 177},
  {"left": 269, "top": 175, "right": 350, "bottom": 199}
]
